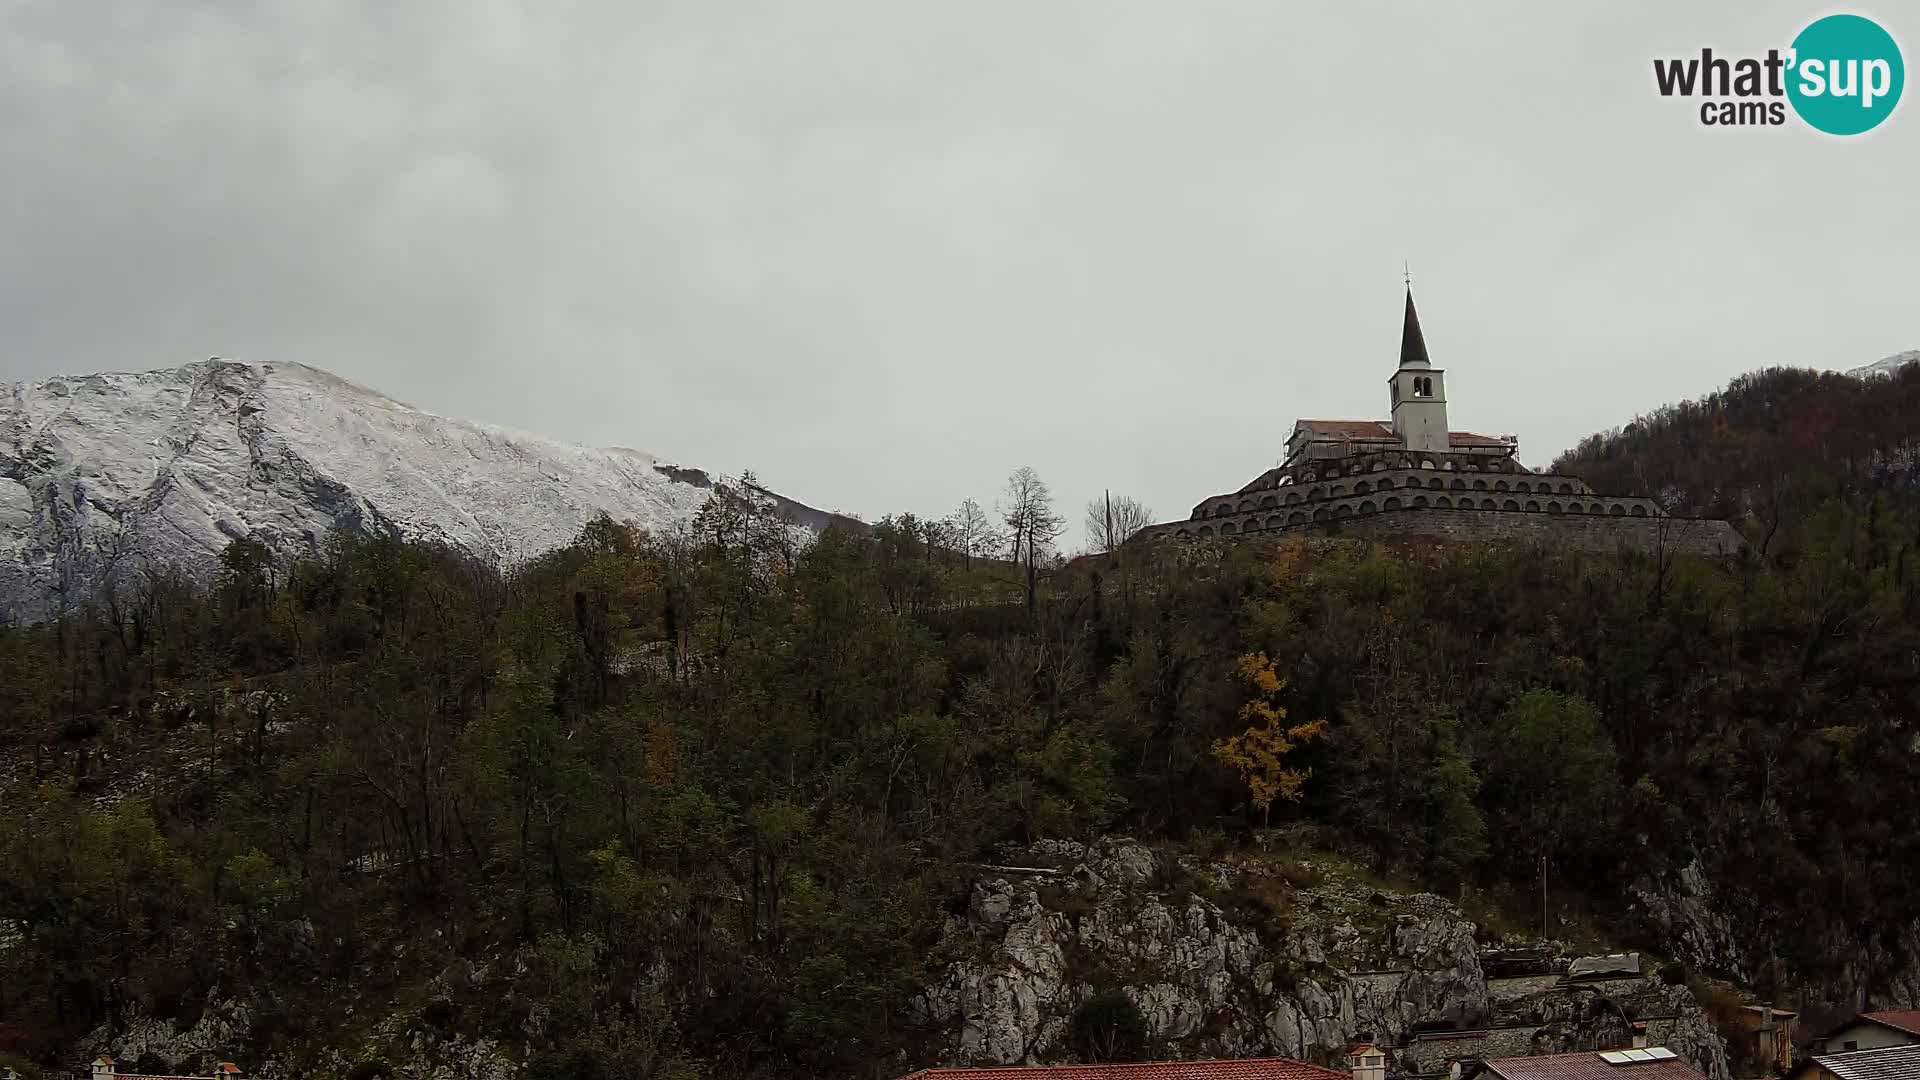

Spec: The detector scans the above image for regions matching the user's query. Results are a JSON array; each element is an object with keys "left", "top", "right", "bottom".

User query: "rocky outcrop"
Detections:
[
  {"left": 80, "top": 995, "right": 254, "bottom": 1074},
  {"left": 78, "top": 989, "right": 521, "bottom": 1080},
  {"left": 916, "top": 840, "right": 1729, "bottom": 1080},
  {"left": 1631, "top": 860, "right": 1754, "bottom": 985},
  {"left": 1633, "top": 856, "right": 1920, "bottom": 1013}
]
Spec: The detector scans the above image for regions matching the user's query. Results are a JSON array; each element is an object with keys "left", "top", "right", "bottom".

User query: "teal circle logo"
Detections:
[{"left": 1787, "top": 14, "right": 1904, "bottom": 134}]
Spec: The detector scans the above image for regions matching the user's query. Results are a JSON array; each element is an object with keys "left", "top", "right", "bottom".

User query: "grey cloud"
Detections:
[{"left": 3, "top": 0, "right": 1915, "bottom": 544}]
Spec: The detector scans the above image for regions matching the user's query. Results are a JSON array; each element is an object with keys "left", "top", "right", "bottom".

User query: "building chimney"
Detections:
[
  {"left": 1350, "top": 1040, "right": 1387, "bottom": 1080},
  {"left": 92, "top": 1057, "right": 116, "bottom": 1080},
  {"left": 1632, "top": 1022, "right": 1649, "bottom": 1050}
]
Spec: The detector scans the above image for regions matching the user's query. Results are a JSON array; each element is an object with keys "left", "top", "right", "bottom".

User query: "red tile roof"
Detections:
[
  {"left": 897, "top": 1058, "right": 1350, "bottom": 1080},
  {"left": 1297, "top": 420, "right": 1396, "bottom": 439},
  {"left": 1863, "top": 1010, "right": 1920, "bottom": 1036},
  {"left": 1446, "top": 431, "right": 1511, "bottom": 448},
  {"left": 1481, "top": 1051, "right": 1705, "bottom": 1080},
  {"left": 1292, "top": 421, "right": 1511, "bottom": 450}
]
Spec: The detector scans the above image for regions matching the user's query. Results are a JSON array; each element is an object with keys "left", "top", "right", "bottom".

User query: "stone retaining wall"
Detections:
[
  {"left": 1399, "top": 1016, "right": 1692, "bottom": 1075},
  {"left": 1487, "top": 974, "right": 1567, "bottom": 1007},
  {"left": 1324, "top": 508, "right": 1742, "bottom": 555}
]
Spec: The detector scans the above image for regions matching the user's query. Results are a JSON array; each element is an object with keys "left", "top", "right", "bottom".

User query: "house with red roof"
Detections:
[{"left": 1811, "top": 1010, "right": 1920, "bottom": 1056}]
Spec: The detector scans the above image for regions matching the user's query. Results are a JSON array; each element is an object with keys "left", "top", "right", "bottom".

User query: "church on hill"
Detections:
[{"left": 1128, "top": 288, "right": 1742, "bottom": 555}]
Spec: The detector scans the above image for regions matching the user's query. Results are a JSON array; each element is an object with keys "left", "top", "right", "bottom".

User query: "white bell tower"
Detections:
[{"left": 1388, "top": 286, "right": 1449, "bottom": 454}]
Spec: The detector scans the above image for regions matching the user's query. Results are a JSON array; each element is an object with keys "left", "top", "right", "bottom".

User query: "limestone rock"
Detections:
[
  {"left": 916, "top": 841, "right": 1732, "bottom": 1079},
  {"left": 82, "top": 995, "right": 253, "bottom": 1073}
]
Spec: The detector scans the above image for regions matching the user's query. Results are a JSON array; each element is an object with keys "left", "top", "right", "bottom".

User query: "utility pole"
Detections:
[{"left": 1540, "top": 853, "right": 1549, "bottom": 940}]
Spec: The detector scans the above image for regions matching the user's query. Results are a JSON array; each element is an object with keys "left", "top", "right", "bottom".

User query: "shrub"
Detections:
[
  {"left": 420, "top": 998, "right": 461, "bottom": 1031},
  {"left": 1071, "top": 989, "right": 1149, "bottom": 1063},
  {"left": 524, "top": 1047, "right": 610, "bottom": 1080}
]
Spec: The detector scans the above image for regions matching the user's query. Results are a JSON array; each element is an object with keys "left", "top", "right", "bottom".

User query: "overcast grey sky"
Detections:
[{"left": 3, "top": 0, "right": 1915, "bottom": 539}]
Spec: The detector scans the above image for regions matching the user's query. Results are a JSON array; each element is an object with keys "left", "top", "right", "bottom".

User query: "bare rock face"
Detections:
[
  {"left": 915, "top": 841, "right": 1486, "bottom": 1066},
  {"left": 81, "top": 995, "right": 253, "bottom": 1073},
  {"left": 1631, "top": 859, "right": 1752, "bottom": 985},
  {"left": 1634, "top": 856, "right": 1920, "bottom": 1013},
  {"left": 915, "top": 840, "right": 1729, "bottom": 1080},
  {"left": 79, "top": 987, "right": 522, "bottom": 1080}
]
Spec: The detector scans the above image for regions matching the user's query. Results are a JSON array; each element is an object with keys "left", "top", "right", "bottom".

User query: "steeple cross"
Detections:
[{"left": 1404, "top": 262, "right": 1413, "bottom": 288}]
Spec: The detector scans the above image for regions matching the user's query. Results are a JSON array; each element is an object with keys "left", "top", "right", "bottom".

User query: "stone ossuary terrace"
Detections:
[
  {"left": 1130, "top": 287, "right": 1741, "bottom": 556},
  {"left": 1157, "top": 448, "right": 1663, "bottom": 539}
]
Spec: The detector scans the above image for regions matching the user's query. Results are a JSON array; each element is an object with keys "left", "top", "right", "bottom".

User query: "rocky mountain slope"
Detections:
[{"left": 0, "top": 359, "right": 841, "bottom": 622}]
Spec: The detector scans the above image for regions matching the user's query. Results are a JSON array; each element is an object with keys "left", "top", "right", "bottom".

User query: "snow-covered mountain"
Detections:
[
  {"left": 1847, "top": 349, "right": 1920, "bottom": 378},
  {"left": 1, "top": 358, "right": 845, "bottom": 622}
]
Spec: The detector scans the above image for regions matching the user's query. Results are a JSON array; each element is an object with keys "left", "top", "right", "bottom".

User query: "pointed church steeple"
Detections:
[
  {"left": 1398, "top": 286, "right": 1431, "bottom": 369},
  {"left": 1388, "top": 282, "right": 1448, "bottom": 453}
]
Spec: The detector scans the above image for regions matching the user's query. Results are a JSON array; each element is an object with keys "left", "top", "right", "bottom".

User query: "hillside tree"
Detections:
[
  {"left": 1000, "top": 466, "right": 1064, "bottom": 618},
  {"left": 1084, "top": 492, "right": 1154, "bottom": 553},
  {"left": 944, "top": 497, "right": 997, "bottom": 571}
]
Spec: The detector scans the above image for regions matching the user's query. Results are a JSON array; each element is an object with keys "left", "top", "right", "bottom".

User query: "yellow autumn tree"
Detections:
[{"left": 1211, "top": 652, "right": 1326, "bottom": 825}]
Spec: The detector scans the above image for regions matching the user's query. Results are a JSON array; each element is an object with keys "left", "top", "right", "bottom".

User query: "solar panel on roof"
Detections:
[
  {"left": 1599, "top": 1052, "right": 1633, "bottom": 1065},
  {"left": 1645, "top": 1049, "right": 1677, "bottom": 1061}
]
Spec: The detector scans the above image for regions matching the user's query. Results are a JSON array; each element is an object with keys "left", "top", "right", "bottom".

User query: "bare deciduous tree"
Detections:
[
  {"left": 1000, "top": 466, "right": 1064, "bottom": 618},
  {"left": 1084, "top": 491, "right": 1154, "bottom": 553},
  {"left": 944, "top": 497, "right": 996, "bottom": 571}
]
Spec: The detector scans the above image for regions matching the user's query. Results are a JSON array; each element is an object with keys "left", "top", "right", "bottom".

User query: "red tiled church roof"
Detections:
[
  {"left": 1294, "top": 419, "right": 1509, "bottom": 449},
  {"left": 1297, "top": 420, "right": 1396, "bottom": 439},
  {"left": 1445, "top": 431, "right": 1511, "bottom": 448},
  {"left": 897, "top": 1059, "right": 1350, "bottom": 1080}
]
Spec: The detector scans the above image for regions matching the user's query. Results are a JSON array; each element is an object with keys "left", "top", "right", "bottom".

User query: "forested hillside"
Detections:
[
  {"left": 1555, "top": 363, "right": 1920, "bottom": 537},
  {"left": 2, "top": 369, "right": 1919, "bottom": 1079}
]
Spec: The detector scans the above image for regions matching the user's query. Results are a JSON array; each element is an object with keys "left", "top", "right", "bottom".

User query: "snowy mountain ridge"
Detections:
[
  {"left": 1, "top": 358, "right": 842, "bottom": 622},
  {"left": 1846, "top": 349, "right": 1920, "bottom": 378}
]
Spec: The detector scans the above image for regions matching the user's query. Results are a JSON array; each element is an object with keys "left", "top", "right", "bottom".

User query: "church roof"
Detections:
[
  {"left": 1293, "top": 419, "right": 1509, "bottom": 449},
  {"left": 1296, "top": 419, "right": 1397, "bottom": 439},
  {"left": 1447, "top": 431, "right": 1513, "bottom": 448},
  {"left": 1400, "top": 287, "right": 1432, "bottom": 369}
]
